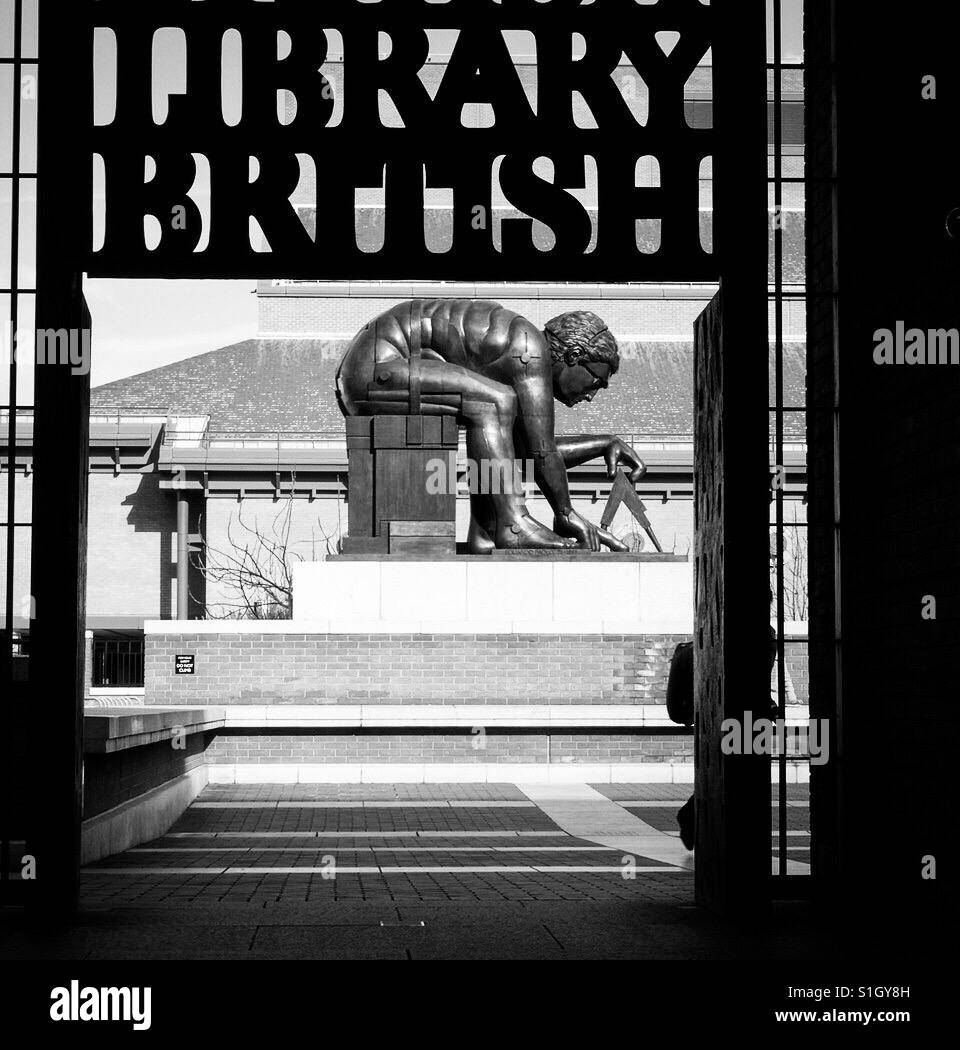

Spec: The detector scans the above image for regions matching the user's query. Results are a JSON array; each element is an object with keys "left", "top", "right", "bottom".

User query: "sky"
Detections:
[
  {"left": 82, "top": 279, "right": 259, "bottom": 386},
  {"left": 2, "top": 2, "right": 803, "bottom": 392}
]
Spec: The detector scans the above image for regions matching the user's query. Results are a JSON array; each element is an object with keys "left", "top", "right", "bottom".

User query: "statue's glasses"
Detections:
[{"left": 581, "top": 361, "right": 611, "bottom": 390}]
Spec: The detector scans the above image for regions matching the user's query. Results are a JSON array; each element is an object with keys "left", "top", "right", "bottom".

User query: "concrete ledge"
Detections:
[
  {"left": 81, "top": 766, "right": 209, "bottom": 864},
  {"left": 143, "top": 620, "right": 805, "bottom": 639},
  {"left": 141, "top": 702, "right": 809, "bottom": 730},
  {"left": 83, "top": 706, "right": 226, "bottom": 754},
  {"left": 205, "top": 763, "right": 699, "bottom": 785},
  {"left": 82, "top": 703, "right": 809, "bottom": 735},
  {"left": 215, "top": 703, "right": 689, "bottom": 729}
]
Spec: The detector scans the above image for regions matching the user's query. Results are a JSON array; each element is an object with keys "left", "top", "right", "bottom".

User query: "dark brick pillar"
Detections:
[
  {"left": 805, "top": 0, "right": 959, "bottom": 923},
  {"left": 692, "top": 0, "right": 771, "bottom": 919}
]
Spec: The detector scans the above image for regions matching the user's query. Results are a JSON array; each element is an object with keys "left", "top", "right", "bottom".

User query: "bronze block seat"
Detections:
[{"left": 344, "top": 414, "right": 459, "bottom": 557}]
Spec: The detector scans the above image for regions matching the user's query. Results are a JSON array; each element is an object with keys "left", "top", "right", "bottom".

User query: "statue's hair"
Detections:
[{"left": 544, "top": 311, "right": 620, "bottom": 373}]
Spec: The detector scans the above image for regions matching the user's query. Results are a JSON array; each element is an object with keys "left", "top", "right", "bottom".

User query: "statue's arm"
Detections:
[
  {"left": 555, "top": 435, "right": 647, "bottom": 482},
  {"left": 513, "top": 373, "right": 574, "bottom": 517},
  {"left": 555, "top": 435, "right": 614, "bottom": 468},
  {"left": 514, "top": 378, "right": 622, "bottom": 551}
]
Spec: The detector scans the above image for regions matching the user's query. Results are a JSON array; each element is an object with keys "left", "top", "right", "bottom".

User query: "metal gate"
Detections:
[{"left": 6, "top": 0, "right": 796, "bottom": 917}]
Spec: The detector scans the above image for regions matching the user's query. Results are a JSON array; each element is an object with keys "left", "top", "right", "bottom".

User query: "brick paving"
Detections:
[
  {"left": 591, "top": 783, "right": 692, "bottom": 801},
  {"left": 0, "top": 782, "right": 832, "bottom": 959},
  {"left": 79, "top": 869, "right": 695, "bottom": 908},
  {"left": 592, "top": 782, "right": 810, "bottom": 801},
  {"left": 169, "top": 806, "right": 557, "bottom": 835},
  {"left": 74, "top": 781, "right": 813, "bottom": 910},
  {"left": 78, "top": 782, "right": 695, "bottom": 908},
  {"left": 199, "top": 783, "right": 531, "bottom": 802},
  {"left": 76, "top": 781, "right": 813, "bottom": 909}
]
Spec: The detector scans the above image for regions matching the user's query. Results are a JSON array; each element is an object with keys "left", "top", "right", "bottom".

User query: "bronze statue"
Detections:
[{"left": 336, "top": 299, "right": 646, "bottom": 553}]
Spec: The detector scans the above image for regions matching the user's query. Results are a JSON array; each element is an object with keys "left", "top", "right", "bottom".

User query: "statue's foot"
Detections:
[
  {"left": 497, "top": 513, "right": 577, "bottom": 550},
  {"left": 467, "top": 517, "right": 496, "bottom": 555}
]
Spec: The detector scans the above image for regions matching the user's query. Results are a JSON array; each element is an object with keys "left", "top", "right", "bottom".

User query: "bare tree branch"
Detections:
[{"left": 190, "top": 486, "right": 342, "bottom": 620}]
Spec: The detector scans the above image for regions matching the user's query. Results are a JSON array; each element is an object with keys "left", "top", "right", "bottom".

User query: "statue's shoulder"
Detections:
[{"left": 506, "top": 312, "right": 548, "bottom": 353}]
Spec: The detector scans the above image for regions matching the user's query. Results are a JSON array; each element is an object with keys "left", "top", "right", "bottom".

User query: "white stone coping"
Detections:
[
  {"left": 83, "top": 703, "right": 809, "bottom": 733},
  {"left": 207, "top": 763, "right": 698, "bottom": 785},
  {"left": 141, "top": 620, "right": 806, "bottom": 639},
  {"left": 206, "top": 762, "right": 812, "bottom": 785},
  {"left": 144, "top": 619, "right": 691, "bottom": 636},
  {"left": 213, "top": 703, "right": 694, "bottom": 729},
  {"left": 212, "top": 703, "right": 809, "bottom": 729}
]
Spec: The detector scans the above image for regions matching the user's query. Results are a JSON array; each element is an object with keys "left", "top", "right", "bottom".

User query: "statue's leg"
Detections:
[
  {"left": 414, "top": 362, "right": 570, "bottom": 551},
  {"left": 467, "top": 493, "right": 496, "bottom": 555},
  {"left": 349, "top": 355, "right": 571, "bottom": 551}
]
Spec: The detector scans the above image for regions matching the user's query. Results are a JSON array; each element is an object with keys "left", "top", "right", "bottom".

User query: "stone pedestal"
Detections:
[{"left": 292, "top": 553, "right": 693, "bottom": 634}]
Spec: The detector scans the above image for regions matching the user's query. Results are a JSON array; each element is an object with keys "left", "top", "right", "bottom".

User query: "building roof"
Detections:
[{"left": 91, "top": 339, "right": 807, "bottom": 438}]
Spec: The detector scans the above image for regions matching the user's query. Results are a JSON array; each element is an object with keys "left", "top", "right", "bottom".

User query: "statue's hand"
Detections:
[
  {"left": 554, "top": 510, "right": 629, "bottom": 553},
  {"left": 604, "top": 438, "right": 646, "bottom": 483}
]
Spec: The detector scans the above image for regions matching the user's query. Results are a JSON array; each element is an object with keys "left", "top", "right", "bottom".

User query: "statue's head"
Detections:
[{"left": 544, "top": 311, "right": 620, "bottom": 407}]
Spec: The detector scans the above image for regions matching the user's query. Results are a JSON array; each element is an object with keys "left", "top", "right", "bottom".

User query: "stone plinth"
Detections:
[{"left": 292, "top": 553, "right": 692, "bottom": 634}]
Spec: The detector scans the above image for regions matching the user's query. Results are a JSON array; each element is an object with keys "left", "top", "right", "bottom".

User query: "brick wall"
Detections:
[
  {"left": 145, "top": 632, "right": 687, "bottom": 706},
  {"left": 86, "top": 473, "right": 177, "bottom": 620},
  {"left": 205, "top": 730, "right": 692, "bottom": 765},
  {"left": 83, "top": 733, "right": 207, "bottom": 818},
  {"left": 258, "top": 292, "right": 808, "bottom": 341},
  {"left": 296, "top": 210, "right": 801, "bottom": 282},
  {"left": 783, "top": 640, "right": 808, "bottom": 706},
  {"left": 258, "top": 294, "right": 708, "bottom": 340},
  {"left": 288, "top": 59, "right": 804, "bottom": 273}
]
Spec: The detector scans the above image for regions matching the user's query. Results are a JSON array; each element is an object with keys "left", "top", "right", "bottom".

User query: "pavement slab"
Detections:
[{"left": 519, "top": 782, "right": 695, "bottom": 870}]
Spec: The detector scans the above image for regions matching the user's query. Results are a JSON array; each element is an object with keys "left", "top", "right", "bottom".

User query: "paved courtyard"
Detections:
[
  {"left": 1, "top": 781, "right": 844, "bottom": 960},
  {"left": 81, "top": 782, "right": 700, "bottom": 908}
]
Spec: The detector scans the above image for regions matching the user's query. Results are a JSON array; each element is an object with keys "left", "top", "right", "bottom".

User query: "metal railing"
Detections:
[{"left": 91, "top": 638, "right": 144, "bottom": 689}]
